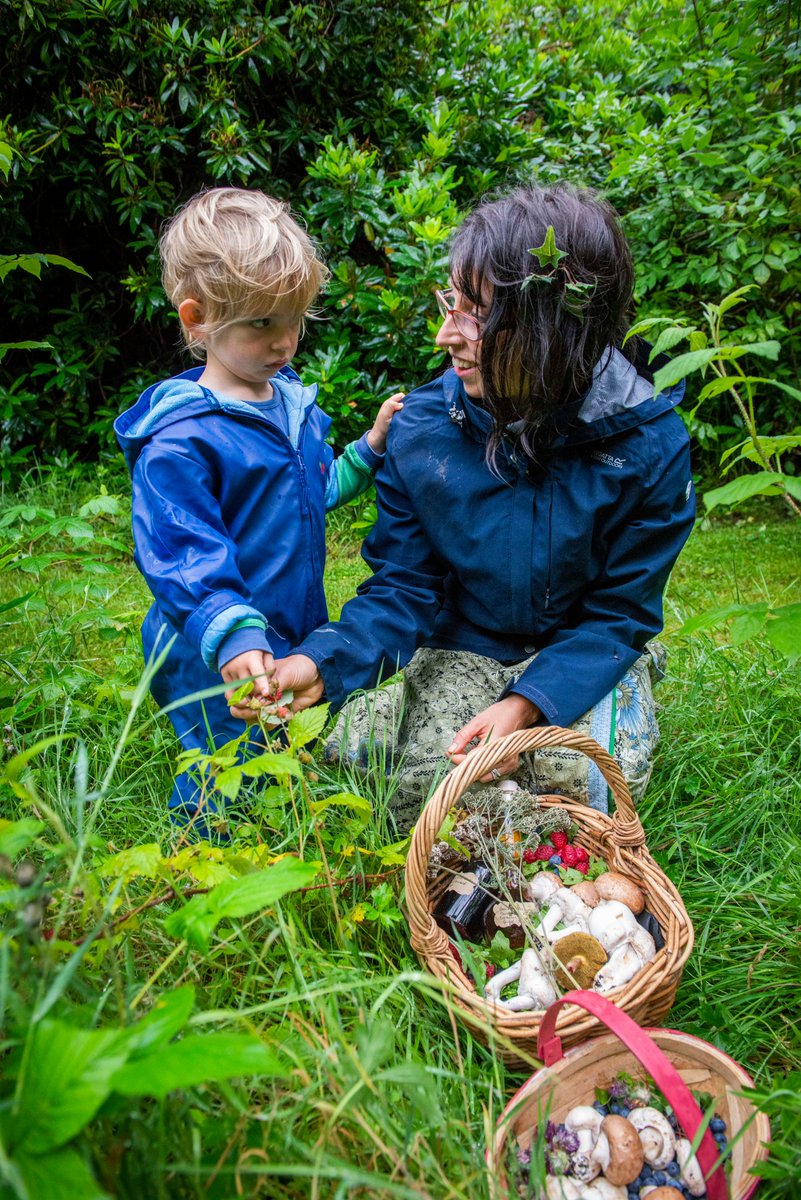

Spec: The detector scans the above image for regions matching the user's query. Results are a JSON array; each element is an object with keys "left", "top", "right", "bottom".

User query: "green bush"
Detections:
[{"left": 0, "top": 0, "right": 798, "bottom": 474}]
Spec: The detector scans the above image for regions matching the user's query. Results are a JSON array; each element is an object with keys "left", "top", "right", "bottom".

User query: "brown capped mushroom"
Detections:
[
  {"left": 641, "top": 1190, "right": 682, "bottom": 1200},
  {"left": 571, "top": 880, "right": 600, "bottom": 907},
  {"left": 598, "top": 1115, "right": 645, "bottom": 1186},
  {"left": 553, "top": 931, "right": 607, "bottom": 989},
  {"left": 594, "top": 872, "right": 645, "bottom": 914}
]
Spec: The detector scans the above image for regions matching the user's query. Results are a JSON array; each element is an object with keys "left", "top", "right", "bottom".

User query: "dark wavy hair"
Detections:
[{"left": 449, "top": 182, "right": 635, "bottom": 465}]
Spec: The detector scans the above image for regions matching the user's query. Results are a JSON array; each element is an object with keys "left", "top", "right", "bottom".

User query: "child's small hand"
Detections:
[
  {"left": 366, "top": 392, "right": 405, "bottom": 454},
  {"left": 222, "top": 650, "right": 278, "bottom": 722}
]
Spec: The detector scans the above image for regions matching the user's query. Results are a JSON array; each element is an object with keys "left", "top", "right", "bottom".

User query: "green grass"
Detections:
[{"left": 1, "top": 466, "right": 800, "bottom": 1198}]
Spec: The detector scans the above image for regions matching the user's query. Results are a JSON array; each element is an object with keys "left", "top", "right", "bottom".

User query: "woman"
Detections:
[{"left": 261, "top": 183, "right": 695, "bottom": 828}]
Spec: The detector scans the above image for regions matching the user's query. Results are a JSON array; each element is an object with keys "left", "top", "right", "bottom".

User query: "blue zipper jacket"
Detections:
[
  {"left": 115, "top": 364, "right": 381, "bottom": 683},
  {"left": 297, "top": 347, "right": 696, "bottom": 728}
]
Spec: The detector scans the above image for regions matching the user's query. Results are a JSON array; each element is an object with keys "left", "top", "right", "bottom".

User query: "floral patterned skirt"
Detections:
[{"left": 324, "top": 645, "right": 664, "bottom": 834}]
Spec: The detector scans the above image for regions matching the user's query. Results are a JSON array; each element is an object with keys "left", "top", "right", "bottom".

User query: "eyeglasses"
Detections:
[{"left": 435, "top": 288, "right": 486, "bottom": 342}]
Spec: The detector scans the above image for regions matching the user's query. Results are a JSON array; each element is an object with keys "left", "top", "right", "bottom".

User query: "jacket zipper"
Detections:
[{"left": 544, "top": 478, "right": 554, "bottom": 610}]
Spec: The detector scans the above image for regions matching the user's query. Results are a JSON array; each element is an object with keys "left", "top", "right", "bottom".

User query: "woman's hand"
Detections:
[
  {"left": 274, "top": 654, "right": 325, "bottom": 711},
  {"left": 446, "top": 693, "right": 540, "bottom": 782}
]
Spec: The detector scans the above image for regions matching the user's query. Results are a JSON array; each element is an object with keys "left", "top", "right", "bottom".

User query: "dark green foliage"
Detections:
[{"left": 1, "top": 0, "right": 799, "bottom": 468}]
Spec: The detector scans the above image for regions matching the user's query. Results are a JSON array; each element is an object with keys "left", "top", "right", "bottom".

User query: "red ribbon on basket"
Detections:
[{"left": 537, "top": 990, "right": 728, "bottom": 1200}]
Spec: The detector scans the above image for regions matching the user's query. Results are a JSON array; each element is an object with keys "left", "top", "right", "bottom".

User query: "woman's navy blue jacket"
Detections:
[{"left": 297, "top": 348, "right": 696, "bottom": 728}]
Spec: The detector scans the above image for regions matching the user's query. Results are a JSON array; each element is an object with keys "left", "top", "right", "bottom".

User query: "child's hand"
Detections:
[
  {"left": 366, "top": 392, "right": 405, "bottom": 454},
  {"left": 222, "top": 650, "right": 278, "bottom": 722}
]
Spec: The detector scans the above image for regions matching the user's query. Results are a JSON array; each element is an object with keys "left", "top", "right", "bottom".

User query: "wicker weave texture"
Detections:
[
  {"left": 489, "top": 1028, "right": 770, "bottom": 1200},
  {"left": 404, "top": 726, "right": 694, "bottom": 1066}
]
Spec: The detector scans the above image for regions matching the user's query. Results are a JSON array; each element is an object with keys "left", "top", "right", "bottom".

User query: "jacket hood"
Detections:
[
  {"left": 443, "top": 345, "right": 685, "bottom": 449},
  {"left": 114, "top": 364, "right": 318, "bottom": 473}
]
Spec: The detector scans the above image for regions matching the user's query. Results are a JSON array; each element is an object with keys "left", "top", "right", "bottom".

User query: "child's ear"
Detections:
[{"left": 178, "top": 298, "right": 205, "bottom": 335}]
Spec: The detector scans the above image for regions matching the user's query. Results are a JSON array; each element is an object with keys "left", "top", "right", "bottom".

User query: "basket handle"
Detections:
[
  {"left": 406, "top": 727, "right": 644, "bottom": 958},
  {"left": 538, "top": 990, "right": 728, "bottom": 1200}
]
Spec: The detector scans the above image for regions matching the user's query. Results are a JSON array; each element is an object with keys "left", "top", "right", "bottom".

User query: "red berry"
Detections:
[
  {"left": 574, "top": 845, "right": 589, "bottom": 862},
  {"left": 550, "top": 832, "right": 568, "bottom": 851},
  {"left": 574, "top": 861, "right": 589, "bottom": 875},
  {"left": 561, "top": 845, "right": 579, "bottom": 867},
  {"left": 277, "top": 706, "right": 290, "bottom": 719},
  {"left": 485, "top": 963, "right": 497, "bottom": 980},
  {"left": 522, "top": 848, "right": 537, "bottom": 864},
  {"left": 534, "top": 844, "right": 553, "bottom": 861}
]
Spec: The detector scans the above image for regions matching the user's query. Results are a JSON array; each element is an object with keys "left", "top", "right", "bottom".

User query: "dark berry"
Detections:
[
  {"left": 485, "top": 963, "right": 496, "bottom": 980},
  {"left": 610, "top": 1101, "right": 622, "bottom": 1115},
  {"left": 620, "top": 1105, "right": 631, "bottom": 1117},
  {"left": 666, "top": 1161, "right": 680, "bottom": 1177},
  {"left": 548, "top": 854, "right": 562, "bottom": 866},
  {"left": 710, "top": 1117, "right": 726, "bottom": 1133},
  {"left": 593, "top": 1101, "right": 609, "bottom": 1115},
  {"left": 653, "top": 1171, "right": 667, "bottom": 1185}
]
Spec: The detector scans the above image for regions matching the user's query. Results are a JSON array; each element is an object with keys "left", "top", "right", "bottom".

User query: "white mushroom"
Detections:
[
  {"left": 544, "top": 1178, "right": 583, "bottom": 1200},
  {"left": 594, "top": 926, "right": 657, "bottom": 993},
  {"left": 515, "top": 948, "right": 558, "bottom": 1010},
  {"left": 484, "top": 948, "right": 556, "bottom": 1011},
  {"left": 564, "top": 1105, "right": 604, "bottom": 1153},
  {"left": 579, "top": 1179, "right": 627, "bottom": 1200},
  {"left": 535, "top": 885, "right": 593, "bottom": 943},
  {"left": 677, "top": 1136, "right": 707, "bottom": 1197},
  {"left": 627, "top": 1107, "right": 677, "bottom": 1169},
  {"left": 588, "top": 900, "right": 640, "bottom": 953},
  {"left": 553, "top": 888, "right": 593, "bottom": 929},
  {"left": 484, "top": 959, "right": 522, "bottom": 1001},
  {"left": 570, "top": 1136, "right": 605, "bottom": 1183},
  {"left": 525, "top": 872, "right": 563, "bottom": 905}
]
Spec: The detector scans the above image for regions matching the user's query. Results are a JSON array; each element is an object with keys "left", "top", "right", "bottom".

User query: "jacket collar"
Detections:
[{"left": 441, "top": 345, "right": 685, "bottom": 452}]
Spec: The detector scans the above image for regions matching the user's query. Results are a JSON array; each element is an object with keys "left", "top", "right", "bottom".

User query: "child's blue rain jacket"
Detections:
[{"left": 114, "top": 365, "right": 379, "bottom": 818}]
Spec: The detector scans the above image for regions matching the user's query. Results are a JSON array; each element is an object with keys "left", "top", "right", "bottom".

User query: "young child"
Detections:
[{"left": 115, "top": 186, "right": 402, "bottom": 827}]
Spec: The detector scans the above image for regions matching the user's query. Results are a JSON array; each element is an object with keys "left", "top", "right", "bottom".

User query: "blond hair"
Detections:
[{"left": 160, "top": 187, "right": 329, "bottom": 356}]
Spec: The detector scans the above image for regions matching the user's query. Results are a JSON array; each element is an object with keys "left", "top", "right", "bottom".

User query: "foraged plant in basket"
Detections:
[
  {"left": 404, "top": 727, "right": 694, "bottom": 1063},
  {"left": 488, "top": 991, "right": 770, "bottom": 1200}
]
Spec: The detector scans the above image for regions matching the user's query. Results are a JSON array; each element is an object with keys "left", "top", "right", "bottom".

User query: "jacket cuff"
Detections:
[
  {"left": 216, "top": 624, "right": 274, "bottom": 672},
  {"left": 499, "top": 676, "right": 558, "bottom": 725},
  {"left": 294, "top": 639, "right": 347, "bottom": 711},
  {"left": 352, "top": 431, "right": 384, "bottom": 471},
  {"left": 186, "top": 597, "right": 267, "bottom": 670}
]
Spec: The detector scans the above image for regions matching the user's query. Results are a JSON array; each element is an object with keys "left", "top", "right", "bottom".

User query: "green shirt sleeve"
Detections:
[{"left": 327, "top": 435, "right": 383, "bottom": 510}]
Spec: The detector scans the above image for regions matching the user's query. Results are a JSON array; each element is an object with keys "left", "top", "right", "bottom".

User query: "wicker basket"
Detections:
[
  {"left": 488, "top": 990, "right": 770, "bottom": 1200},
  {"left": 405, "top": 726, "right": 694, "bottom": 1066}
]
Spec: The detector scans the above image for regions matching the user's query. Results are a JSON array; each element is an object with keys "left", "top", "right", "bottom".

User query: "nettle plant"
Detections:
[
  {"left": 627, "top": 287, "right": 801, "bottom": 517},
  {"left": 627, "top": 287, "right": 801, "bottom": 660}
]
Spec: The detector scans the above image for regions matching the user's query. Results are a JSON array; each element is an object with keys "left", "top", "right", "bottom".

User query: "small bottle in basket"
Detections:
[
  {"left": 432, "top": 862, "right": 496, "bottom": 941},
  {"left": 497, "top": 778, "right": 522, "bottom": 859}
]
